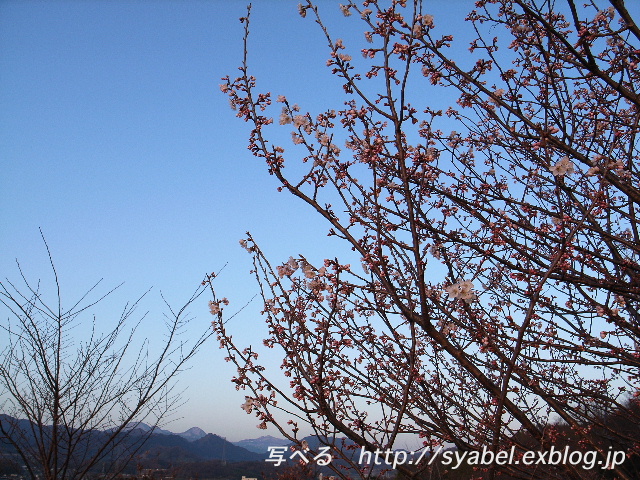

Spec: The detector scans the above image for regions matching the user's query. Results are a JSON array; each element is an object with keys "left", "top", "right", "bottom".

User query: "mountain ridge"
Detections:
[
  {"left": 0, "top": 415, "right": 277, "bottom": 464},
  {"left": 231, "top": 435, "right": 290, "bottom": 453}
]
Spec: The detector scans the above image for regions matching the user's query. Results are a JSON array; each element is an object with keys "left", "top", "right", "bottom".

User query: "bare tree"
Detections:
[
  {"left": 215, "top": 1, "right": 640, "bottom": 479},
  {"left": 0, "top": 236, "right": 211, "bottom": 480}
]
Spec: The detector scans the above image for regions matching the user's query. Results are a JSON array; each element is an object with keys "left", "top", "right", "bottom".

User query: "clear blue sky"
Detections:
[{"left": 0, "top": 0, "right": 470, "bottom": 442}]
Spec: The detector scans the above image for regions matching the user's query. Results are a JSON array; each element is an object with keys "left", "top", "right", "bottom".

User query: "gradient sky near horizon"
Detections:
[{"left": 1, "top": 0, "right": 472, "bottom": 443}]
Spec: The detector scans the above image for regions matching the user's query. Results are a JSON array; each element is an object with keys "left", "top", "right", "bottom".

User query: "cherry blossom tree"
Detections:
[{"left": 214, "top": 1, "right": 639, "bottom": 478}]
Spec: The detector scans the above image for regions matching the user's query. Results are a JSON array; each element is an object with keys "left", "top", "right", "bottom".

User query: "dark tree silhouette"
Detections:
[{"left": 0, "top": 236, "right": 211, "bottom": 480}]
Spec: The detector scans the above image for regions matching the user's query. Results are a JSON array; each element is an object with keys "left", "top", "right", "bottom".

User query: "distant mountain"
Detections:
[
  {"left": 0, "top": 415, "right": 263, "bottom": 464},
  {"left": 138, "top": 432, "right": 265, "bottom": 463},
  {"left": 232, "top": 435, "right": 289, "bottom": 453},
  {"left": 176, "top": 426, "right": 207, "bottom": 442},
  {"left": 122, "top": 421, "right": 175, "bottom": 436},
  {"left": 118, "top": 423, "right": 206, "bottom": 441},
  {"left": 192, "top": 433, "right": 265, "bottom": 461}
]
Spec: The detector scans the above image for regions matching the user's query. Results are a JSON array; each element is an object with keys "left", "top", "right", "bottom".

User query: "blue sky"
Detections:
[{"left": 0, "top": 0, "right": 472, "bottom": 442}]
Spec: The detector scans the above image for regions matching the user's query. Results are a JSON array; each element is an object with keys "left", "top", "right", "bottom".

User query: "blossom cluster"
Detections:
[
  {"left": 549, "top": 156, "right": 575, "bottom": 176},
  {"left": 241, "top": 396, "right": 258, "bottom": 413},
  {"left": 276, "top": 256, "right": 325, "bottom": 280},
  {"left": 444, "top": 280, "right": 476, "bottom": 303},
  {"left": 208, "top": 297, "right": 229, "bottom": 315}
]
